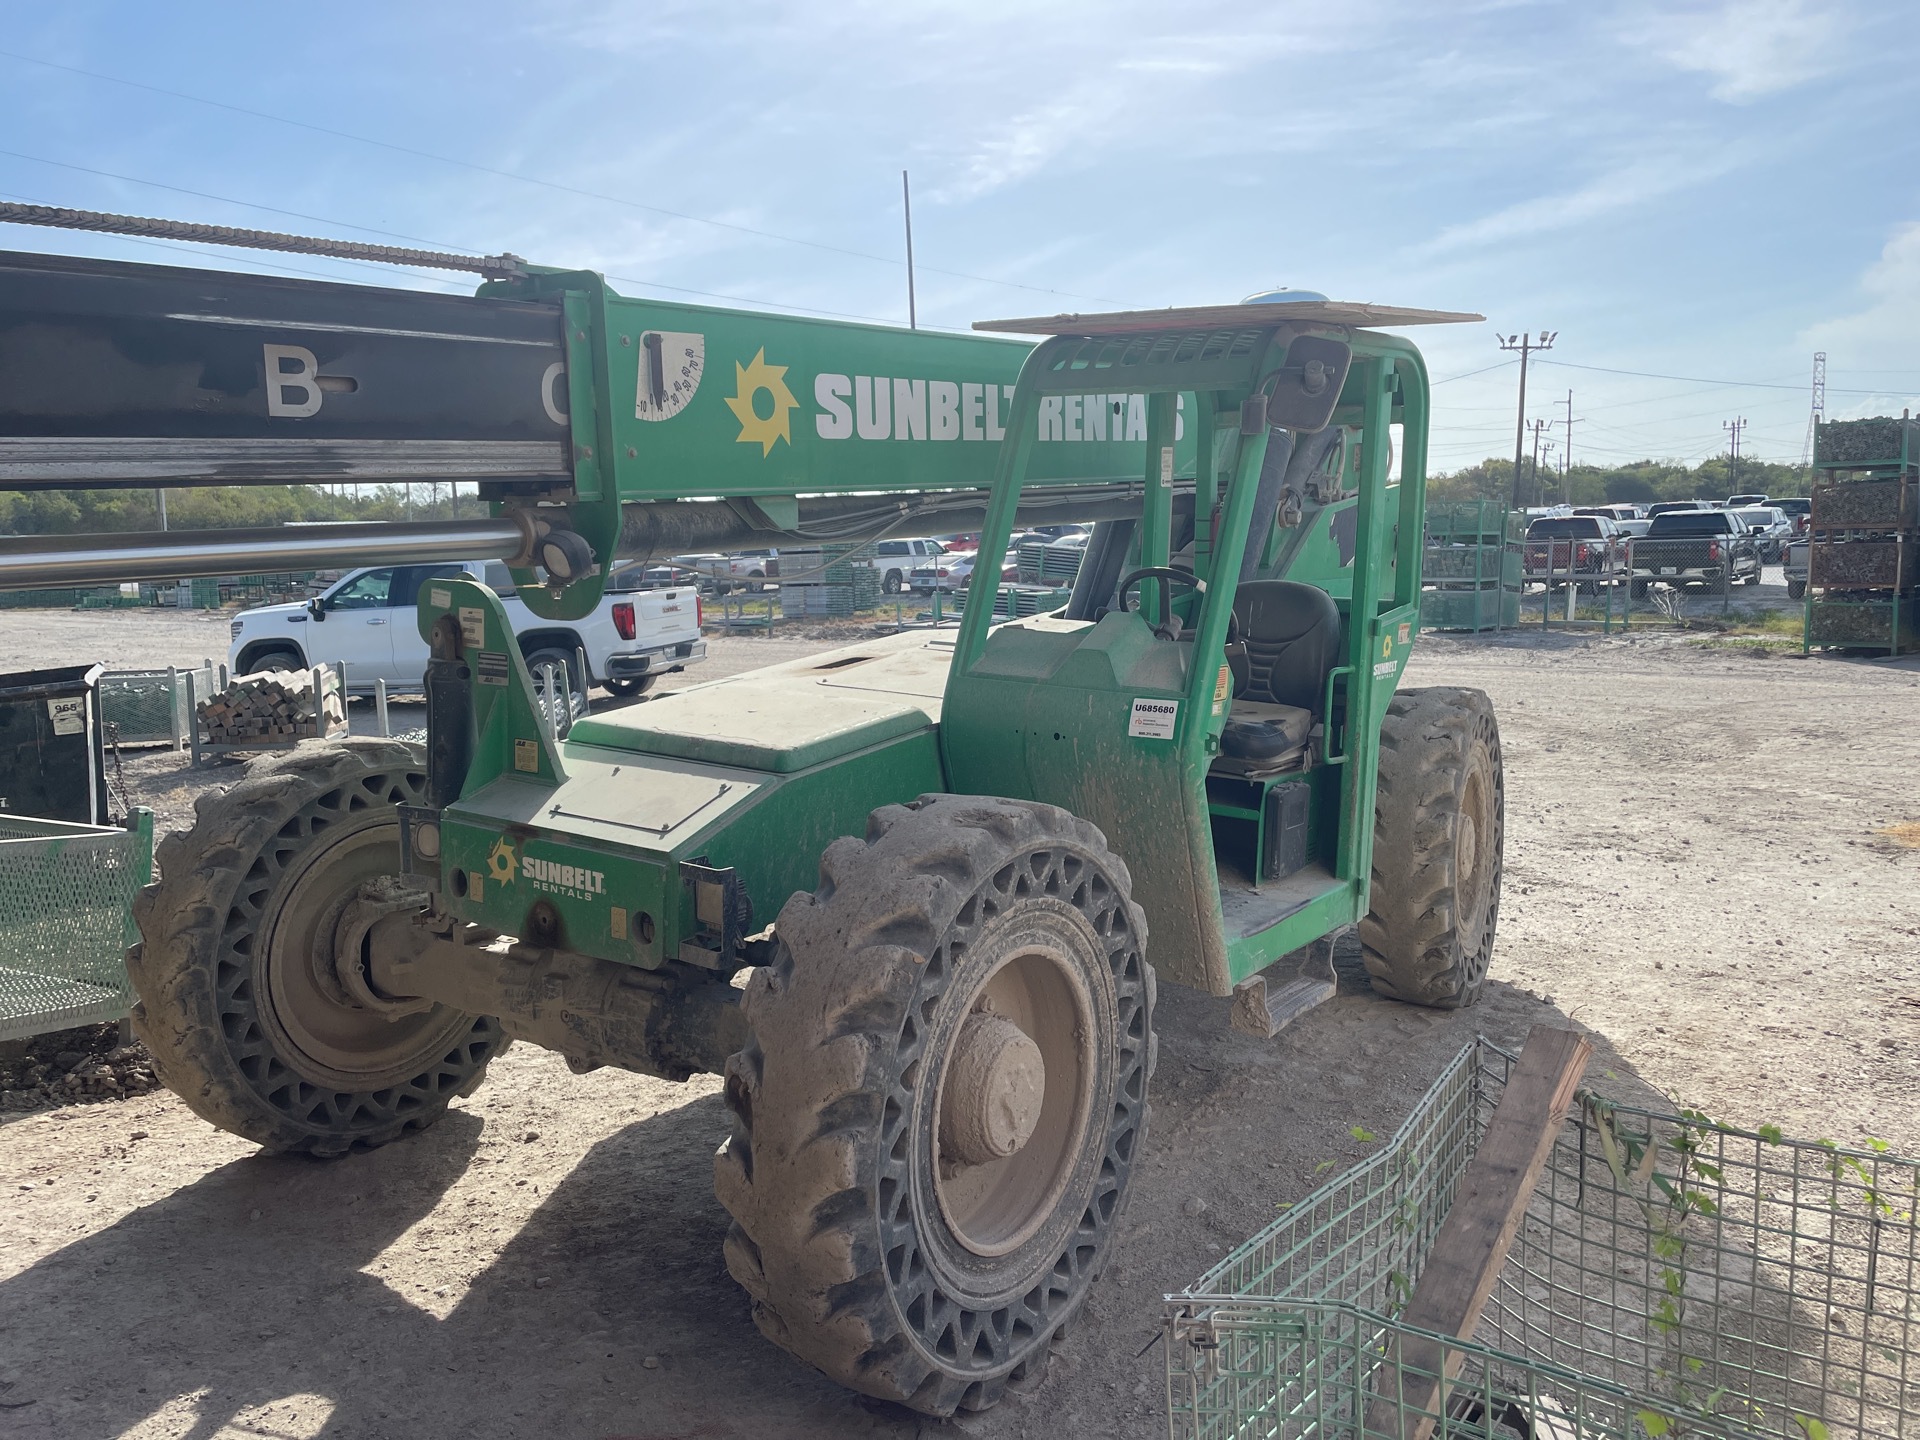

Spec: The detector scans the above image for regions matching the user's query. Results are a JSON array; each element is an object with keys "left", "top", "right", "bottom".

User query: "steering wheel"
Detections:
[{"left": 1117, "top": 567, "right": 1206, "bottom": 641}]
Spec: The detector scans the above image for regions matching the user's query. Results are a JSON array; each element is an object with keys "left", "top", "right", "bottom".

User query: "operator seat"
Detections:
[{"left": 1217, "top": 581, "right": 1342, "bottom": 770}]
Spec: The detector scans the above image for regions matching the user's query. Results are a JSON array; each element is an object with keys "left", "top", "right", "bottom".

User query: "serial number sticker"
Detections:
[
  {"left": 476, "top": 650, "right": 511, "bottom": 687},
  {"left": 514, "top": 738, "right": 539, "bottom": 773},
  {"left": 1213, "top": 665, "right": 1232, "bottom": 703},
  {"left": 1397, "top": 622, "right": 1411, "bottom": 645},
  {"left": 611, "top": 906, "right": 628, "bottom": 941},
  {"left": 469, "top": 877, "right": 484, "bottom": 902},
  {"left": 1128, "top": 697, "right": 1179, "bottom": 740},
  {"left": 459, "top": 605, "right": 486, "bottom": 649},
  {"left": 46, "top": 697, "right": 85, "bottom": 736},
  {"left": 429, "top": 587, "right": 451, "bottom": 608},
  {"left": 1373, "top": 660, "right": 1398, "bottom": 678},
  {"left": 1159, "top": 446, "right": 1174, "bottom": 484}
]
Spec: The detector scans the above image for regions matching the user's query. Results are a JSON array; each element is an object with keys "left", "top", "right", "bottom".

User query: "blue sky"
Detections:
[{"left": 3, "top": 0, "right": 1917, "bottom": 473}]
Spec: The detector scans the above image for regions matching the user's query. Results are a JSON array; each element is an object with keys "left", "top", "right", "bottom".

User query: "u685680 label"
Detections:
[{"left": 1128, "top": 697, "right": 1179, "bottom": 740}]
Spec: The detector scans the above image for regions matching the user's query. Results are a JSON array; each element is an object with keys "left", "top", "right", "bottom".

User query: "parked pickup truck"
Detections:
[
  {"left": 1523, "top": 515, "right": 1629, "bottom": 590},
  {"left": 1628, "top": 510, "right": 1762, "bottom": 593},
  {"left": 859, "top": 537, "right": 945, "bottom": 594},
  {"left": 1733, "top": 505, "right": 1794, "bottom": 563},
  {"left": 1784, "top": 539, "right": 1808, "bottom": 601},
  {"left": 228, "top": 560, "right": 706, "bottom": 699}
]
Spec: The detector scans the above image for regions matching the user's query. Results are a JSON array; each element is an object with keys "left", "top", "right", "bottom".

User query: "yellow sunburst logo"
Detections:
[
  {"left": 724, "top": 348, "right": 798, "bottom": 455},
  {"left": 487, "top": 836, "right": 518, "bottom": 887}
]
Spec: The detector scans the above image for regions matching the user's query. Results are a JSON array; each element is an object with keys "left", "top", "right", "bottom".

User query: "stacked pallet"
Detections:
[
  {"left": 777, "top": 544, "right": 882, "bottom": 618},
  {"left": 197, "top": 668, "right": 344, "bottom": 746},
  {"left": 1805, "top": 416, "right": 1919, "bottom": 654}
]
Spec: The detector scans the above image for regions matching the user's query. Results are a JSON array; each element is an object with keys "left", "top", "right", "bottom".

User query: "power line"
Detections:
[
  {"left": 1431, "top": 359, "right": 1518, "bottom": 385},
  {"left": 0, "top": 46, "right": 1128, "bottom": 306},
  {"left": 0, "top": 159, "right": 964, "bottom": 327},
  {"left": 1537, "top": 357, "right": 1902, "bottom": 398}
]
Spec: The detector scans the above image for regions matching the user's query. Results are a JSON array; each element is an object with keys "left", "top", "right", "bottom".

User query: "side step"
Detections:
[{"left": 1230, "top": 932, "right": 1343, "bottom": 1039}]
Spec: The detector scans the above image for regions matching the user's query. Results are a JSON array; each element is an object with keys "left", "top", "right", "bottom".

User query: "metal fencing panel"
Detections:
[
  {"left": 97, "top": 663, "right": 221, "bottom": 746},
  {"left": 0, "top": 810, "right": 153, "bottom": 1043},
  {"left": 1167, "top": 1038, "right": 1920, "bottom": 1439}
]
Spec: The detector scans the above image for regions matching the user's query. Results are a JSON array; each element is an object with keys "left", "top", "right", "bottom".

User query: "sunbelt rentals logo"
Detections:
[
  {"left": 726, "top": 349, "right": 798, "bottom": 455},
  {"left": 483, "top": 836, "right": 606, "bottom": 902}
]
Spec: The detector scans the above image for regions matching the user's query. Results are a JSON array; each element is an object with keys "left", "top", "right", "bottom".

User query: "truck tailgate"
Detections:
[{"left": 625, "top": 586, "right": 702, "bottom": 646}]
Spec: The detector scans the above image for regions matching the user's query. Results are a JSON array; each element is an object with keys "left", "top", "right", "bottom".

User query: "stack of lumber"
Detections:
[{"left": 197, "top": 667, "right": 343, "bottom": 746}]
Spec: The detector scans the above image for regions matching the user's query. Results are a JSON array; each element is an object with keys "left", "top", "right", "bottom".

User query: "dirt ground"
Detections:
[{"left": 2, "top": 602, "right": 1918, "bottom": 1439}]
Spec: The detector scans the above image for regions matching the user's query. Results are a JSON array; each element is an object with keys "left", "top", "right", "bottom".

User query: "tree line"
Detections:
[
  {"left": 1429, "top": 455, "right": 1811, "bottom": 510},
  {"left": 0, "top": 484, "right": 489, "bottom": 536}
]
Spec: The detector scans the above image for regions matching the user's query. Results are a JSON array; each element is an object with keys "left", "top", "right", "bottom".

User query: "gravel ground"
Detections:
[{"left": 0, "top": 599, "right": 1916, "bottom": 1439}]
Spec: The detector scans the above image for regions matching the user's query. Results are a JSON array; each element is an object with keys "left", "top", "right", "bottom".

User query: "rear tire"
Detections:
[
  {"left": 237, "top": 643, "right": 304, "bottom": 675},
  {"left": 1787, "top": 579, "right": 1807, "bottom": 601},
  {"left": 603, "top": 675, "right": 657, "bottom": 698},
  {"left": 128, "top": 739, "right": 505, "bottom": 1155},
  {"left": 714, "top": 794, "right": 1155, "bottom": 1416},
  {"left": 883, "top": 568, "right": 904, "bottom": 595},
  {"left": 1360, "top": 688, "right": 1504, "bottom": 1010}
]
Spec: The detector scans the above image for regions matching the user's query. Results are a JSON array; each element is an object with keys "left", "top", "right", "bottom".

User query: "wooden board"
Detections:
[{"left": 1363, "top": 1025, "right": 1592, "bottom": 1440}]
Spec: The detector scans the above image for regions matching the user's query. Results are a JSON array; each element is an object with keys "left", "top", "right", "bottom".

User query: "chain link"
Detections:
[{"left": 0, "top": 202, "right": 526, "bottom": 279}]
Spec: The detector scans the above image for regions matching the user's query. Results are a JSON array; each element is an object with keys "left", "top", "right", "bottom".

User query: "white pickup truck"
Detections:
[{"left": 228, "top": 560, "right": 706, "bottom": 698}]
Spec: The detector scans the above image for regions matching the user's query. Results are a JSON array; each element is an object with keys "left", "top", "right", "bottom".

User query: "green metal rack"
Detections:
[
  {"left": 1805, "top": 418, "right": 1919, "bottom": 656},
  {"left": 1421, "top": 501, "right": 1521, "bottom": 633},
  {"left": 0, "top": 811, "right": 153, "bottom": 1042}
]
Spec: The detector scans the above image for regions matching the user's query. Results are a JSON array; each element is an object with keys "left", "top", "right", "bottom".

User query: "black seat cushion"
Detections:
[
  {"left": 1228, "top": 581, "right": 1343, "bottom": 713},
  {"left": 1220, "top": 700, "right": 1312, "bottom": 762}
]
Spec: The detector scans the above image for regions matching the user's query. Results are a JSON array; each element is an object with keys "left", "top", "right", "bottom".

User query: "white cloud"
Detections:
[
  {"left": 1801, "top": 222, "right": 1920, "bottom": 416},
  {"left": 1620, "top": 0, "right": 1849, "bottom": 103},
  {"left": 1416, "top": 152, "right": 1737, "bottom": 257}
]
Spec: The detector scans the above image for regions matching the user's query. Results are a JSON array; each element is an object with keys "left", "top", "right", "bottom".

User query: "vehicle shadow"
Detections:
[{"left": 0, "top": 1092, "right": 921, "bottom": 1440}]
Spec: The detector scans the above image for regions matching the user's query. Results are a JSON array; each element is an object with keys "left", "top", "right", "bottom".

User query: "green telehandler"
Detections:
[{"left": 0, "top": 227, "right": 1502, "bottom": 1417}]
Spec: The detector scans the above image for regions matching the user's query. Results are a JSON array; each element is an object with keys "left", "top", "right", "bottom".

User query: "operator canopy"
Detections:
[{"left": 973, "top": 298, "right": 1484, "bottom": 335}]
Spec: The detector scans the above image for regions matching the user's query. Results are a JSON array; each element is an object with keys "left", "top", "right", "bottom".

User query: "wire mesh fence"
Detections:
[
  {"left": 97, "top": 662, "right": 223, "bottom": 747},
  {"left": 1166, "top": 1038, "right": 1920, "bottom": 1439},
  {"left": 0, "top": 811, "right": 153, "bottom": 1043}
]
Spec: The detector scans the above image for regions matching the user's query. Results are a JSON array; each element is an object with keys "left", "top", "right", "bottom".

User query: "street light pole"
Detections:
[{"left": 1499, "top": 331, "right": 1557, "bottom": 510}]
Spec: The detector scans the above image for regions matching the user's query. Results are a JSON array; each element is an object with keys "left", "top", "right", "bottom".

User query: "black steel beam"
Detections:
[{"left": 0, "top": 249, "right": 570, "bottom": 486}]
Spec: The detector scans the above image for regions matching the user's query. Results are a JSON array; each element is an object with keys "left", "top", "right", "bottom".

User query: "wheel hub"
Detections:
[{"left": 940, "top": 1013, "right": 1046, "bottom": 1166}]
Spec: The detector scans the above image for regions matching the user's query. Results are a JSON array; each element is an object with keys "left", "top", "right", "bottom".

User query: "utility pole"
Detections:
[
  {"left": 1562, "top": 389, "right": 1577, "bottom": 482},
  {"left": 1800, "top": 352, "right": 1826, "bottom": 468},
  {"left": 155, "top": 489, "right": 168, "bottom": 531},
  {"left": 1724, "top": 416, "right": 1747, "bottom": 497},
  {"left": 901, "top": 170, "right": 917, "bottom": 331},
  {"left": 1499, "top": 330, "right": 1556, "bottom": 509},
  {"left": 1528, "top": 418, "right": 1550, "bottom": 504}
]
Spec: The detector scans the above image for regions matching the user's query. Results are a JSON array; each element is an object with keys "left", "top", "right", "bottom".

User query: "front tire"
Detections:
[
  {"left": 128, "top": 740, "right": 505, "bottom": 1155},
  {"left": 1361, "top": 688, "right": 1504, "bottom": 1009},
  {"left": 714, "top": 794, "right": 1155, "bottom": 1416}
]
